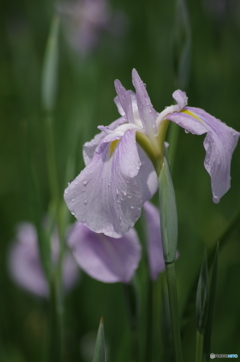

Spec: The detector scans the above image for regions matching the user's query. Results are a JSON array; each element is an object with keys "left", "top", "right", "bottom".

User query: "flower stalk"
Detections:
[
  {"left": 158, "top": 152, "right": 182, "bottom": 361},
  {"left": 165, "top": 262, "right": 183, "bottom": 362}
]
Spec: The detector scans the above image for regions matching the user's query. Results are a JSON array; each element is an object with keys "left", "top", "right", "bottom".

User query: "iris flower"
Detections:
[
  {"left": 8, "top": 223, "right": 79, "bottom": 297},
  {"left": 64, "top": 69, "right": 239, "bottom": 238},
  {"left": 67, "top": 201, "right": 165, "bottom": 282}
]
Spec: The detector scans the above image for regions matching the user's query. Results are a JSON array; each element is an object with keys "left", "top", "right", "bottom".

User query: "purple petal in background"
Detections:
[
  {"left": 143, "top": 202, "right": 165, "bottom": 281},
  {"left": 68, "top": 222, "right": 141, "bottom": 283},
  {"left": 8, "top": 223, "right": 79, "bottom": 297}
]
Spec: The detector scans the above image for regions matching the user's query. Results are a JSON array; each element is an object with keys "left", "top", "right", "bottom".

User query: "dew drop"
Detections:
[
  {"left": 74, "top": 181, "right": 78, "bottom": 185},
  {"left": 82, "top": 218, "right": 86, "bottom": 222},
  {"left": 84, "top": 200, "right": 87, "bottom": 205},
  {"left": 127, "top": 195, "right": 132, "bottom": 199},
  {"left": 68, "top": 179, "right": 73, "bottom": 186},
  {"left": 72, "top": 198, "right": 75, "bottom": 202},
  {"left": 83, "top": 180, "right": 88, "bottom": 186},
  {"left": 71, "top": 211, "right": 75, "bottom": 216},
  {"left": 64, "top": 189, "right": 68, "bottom": 194},
  {"left": 123, "top": 192, "right": 127, "bottom": 196},
  {"left": 185, "top": 129, "right": 189, "bottom": 134},
  {"left": 116, "top": 188, "right": 119, "bottom": 195},
  {"left": 137, "top": 207, "right": 141, "bottom": 210},
  {"left": 130, "top": 206, "right": 135, "bottom": 209}
]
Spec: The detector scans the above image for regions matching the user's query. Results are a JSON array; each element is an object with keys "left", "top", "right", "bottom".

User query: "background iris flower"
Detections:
[{"left": 8, "top": 223, "right": 79, "bottom": 297}]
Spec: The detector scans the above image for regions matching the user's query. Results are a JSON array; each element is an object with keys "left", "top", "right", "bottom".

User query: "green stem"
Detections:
[
  {"left": 45, "top": 114, "right": 65, "bottom": 361},
  {"left": 49, "top": 274, "right": 63, "bottom": 362},
  {"left": 195, "top": 331, "right": 203, "bottom": 362},
  {"left": 165, "top": 262, "right": 183, "bottom": 362}
]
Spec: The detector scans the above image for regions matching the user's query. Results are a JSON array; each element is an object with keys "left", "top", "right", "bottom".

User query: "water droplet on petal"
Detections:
[
  {"left": 68, "top": 179, "right": 73, "bottom": 186},
  {"left": 130, "top": 206, "right": 135, "bottom": 209},
  {"left": 137, "top": 207, "right": 141, "bottom": 210},
  {"left": 127, "top": 195, "right": 132, "bottom": 199},
  {"left": 83, "top": 180, "right": 88, "bottom": 186},
  {"left": 116, "top": 188, "right": 119, "bottom": 194},
  {"left": 84, "top": 200, "right": 87, "bottom": 205},
  {"left": 185, "top": 129, "right": 189, "bottom": 134},
  {"left": 71, "top": 211, "right": 75, "bottom": 216},
  {"left": 72, "top": 198, "right": 75, "bottom": 202},
  {"left": 64, "top": 189, "right": 68, "bottom": 194},
  {"left": 123, "top": 192, "right": 127, "bottom": 196}
]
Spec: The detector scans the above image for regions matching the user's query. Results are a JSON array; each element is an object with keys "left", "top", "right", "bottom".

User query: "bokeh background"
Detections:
[{"left": 1, "top": 0, "right": 240, "bottom": 361}]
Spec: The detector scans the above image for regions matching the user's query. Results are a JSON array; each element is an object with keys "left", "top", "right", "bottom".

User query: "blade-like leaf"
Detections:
[
  {"left": 196, "top": 249, "right": 209, "bottom": 334},
  {"left": 158, "top": 155, "right": 178, "bottom": 263},
  {"left": 203, "top": 242, "right": 219, "bottom": 361},
  {"left": 42, "top": 15, "right": 59, "bottom": 113},
  {"left": 92, "top": 318, "right": 106, "bottom": 362}
]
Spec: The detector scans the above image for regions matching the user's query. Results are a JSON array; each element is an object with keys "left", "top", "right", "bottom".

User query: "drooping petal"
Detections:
[
  {"left": 132, "top": 69, "right": 158, "bottom": 136},
  {"left": 166, "top": 106, "right": 240, "bottom": 202},
  {"left": 64, "top": 130, "right": 144, "bottom": 238},
  {"left": 143, "top": 202, "right": 165, "bottom": 281},
  {"left": 68, "top": 222, "right": 141, "bottom": 283},
  {"left": 83, "top": 117, "right": 125, "bottom": 166}
]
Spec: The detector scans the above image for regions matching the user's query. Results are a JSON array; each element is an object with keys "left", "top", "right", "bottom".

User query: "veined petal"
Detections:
[
  {"left": 132, "top": 69, "right": 158, "bottom": 136},
  {"left": 166, "top": 106, "right": 240, "bottom": 202},
  {"left": 64, "top": 130, "right": 144, "bottom": 238},
  {"left": 83, "top": 117, "right": 125, "bottom": 166},
  {"left": 68, "top": 222, "right": 141, "bottom": 283},
  {"left": 143, "top": 202, "right": 165, "bottom": 281}
]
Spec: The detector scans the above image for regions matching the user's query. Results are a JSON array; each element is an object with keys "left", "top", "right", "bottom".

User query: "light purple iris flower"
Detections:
[
  {"left": 67, "top": 201, "right": 165, "bottom": 283},
  {"left": 8, "top": 223, "right": 79, "bottom": 297},
  {"left": 64, "top": 69, "right": 240, "bottom": 238},
  {"left": 58, "top": 0, "right": 127, "bottom": 56}
]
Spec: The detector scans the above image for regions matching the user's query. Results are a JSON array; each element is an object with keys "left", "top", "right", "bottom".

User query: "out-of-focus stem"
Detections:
[
  {"left": 165, "top": 262, "right": 183, "bottom": 362},
  {"left": 195, "top": 331, "right": 203, "bottom": 362}
]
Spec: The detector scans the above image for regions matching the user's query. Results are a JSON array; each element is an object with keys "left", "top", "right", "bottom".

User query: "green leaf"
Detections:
[
  {"left": 42, "top": 15, "right": 59, "bottom": 113},
  {"left": 203, "top": 242, "right": 219, "bottom": 362},
  {"left": 196, "top": 249, "right": 209, "bottom": 334},
  {"left": 158, "top": 155, "right": 178, "bottom": 263},
  {"left": 92, "top": 318, "right": 106, "bottom": 362},
  {"left": 172, "top": 0, "right": 191, "bottom": 90}
]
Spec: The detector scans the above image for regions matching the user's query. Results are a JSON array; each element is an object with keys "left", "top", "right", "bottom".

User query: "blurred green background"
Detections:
[{"left": 1, "top": 0, "right": 240, "bottom": 361}]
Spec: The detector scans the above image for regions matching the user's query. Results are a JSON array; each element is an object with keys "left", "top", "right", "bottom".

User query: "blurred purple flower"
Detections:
[
  {"left": 8, "top": 223, "right": 79, "bottom": 297},
  {"left": 203, "top": 0, "right": 235, "bottom": 21},
  {"left": 64, "top": 69, "right": 240, "bottom": 238},
  {"left": 58, "top": 0, "right": 127, "bottom": 56},
  {"left": 67, "top": 201, "right": 165, "bottom": 283}
]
